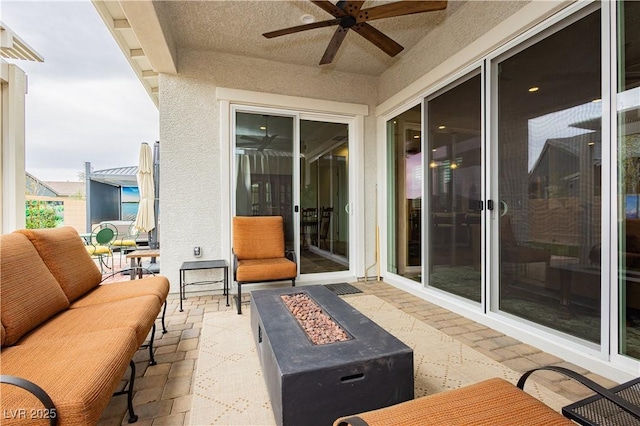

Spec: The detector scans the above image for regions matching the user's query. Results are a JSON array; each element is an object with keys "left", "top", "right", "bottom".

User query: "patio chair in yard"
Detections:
[
  {"left": 85, "top": 223, "right": 117, "bottom": 273},
  {"left": 334, "top": 366, "right": 640, "bottom": 426},
  {"left": 111, "top": 222, "right": 139, "bottom": 264},
  {"left": 232, "top": 216, "right": 297, "bottom": 314}
]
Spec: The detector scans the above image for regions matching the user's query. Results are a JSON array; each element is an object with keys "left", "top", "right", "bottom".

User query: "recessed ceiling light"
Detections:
[
  {"left": 588, "top": 142, "right": 595, "bottom": 146},
  {"left": 592, "top": 98, "right": 601, "bottom": 103},
  {"left": 259, "top": 126, "right": 267, "bottom": 130},
  {"left": 438, "top": 125, "right": 446, "bottom": 130},
  {"left": 413, "top": 135, "right": 420, "bottom": 139},
  {"left": 429, "top": 161, "right": 438, "bottom": 168},
  {"left": 450, "top": 163, "right": 458, "bottom": 169},
  {"left": 528, "top": 87, "right": 539, "bottom": 93},
  {"left": 301, "top": 14, "right": 315, "bottom": 24}
]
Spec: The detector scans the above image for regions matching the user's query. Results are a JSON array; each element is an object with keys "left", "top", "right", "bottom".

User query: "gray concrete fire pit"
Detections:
[{"left": 250, "top": 285, "right": 414, "bottom": 426}]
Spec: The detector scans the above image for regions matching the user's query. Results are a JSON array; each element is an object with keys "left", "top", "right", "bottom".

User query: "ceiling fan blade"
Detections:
[
  {"left": 320, "top": 26, "right": 349, "bottom": 65},
  {"left": 263, "top": 19, "right": 340, "bottom": 38},
  {"left": 259, "top": 134, "right": 279, "bottom": 151},
  {"left": 352, "top": 23, "right": 404, "bottom": 57},
  {"left": 357, "top": 1, "right": 447, "bottom": 22},
  {"left": 311, "top": 0, "right": 347, "bottom": 17}
]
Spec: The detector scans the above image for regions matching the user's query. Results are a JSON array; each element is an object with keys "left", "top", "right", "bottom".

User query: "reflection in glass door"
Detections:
[
  {"left": 618, "top": 0, "right": 640, "bottom": 359},
  {"left": 426, "top": 74, "right": 482, "bottom": 302},
  {"left": 495, "top": 8, "right": 602, "bottom": 343},
  {"left": 387, "top": 105, "right": 422, "bottom": 282},
  {"left": 299, "top": 120, "right": 349, "bottom": 274},
  {"left": 234, "top": 111, "right": 295, "bottom": 250}
]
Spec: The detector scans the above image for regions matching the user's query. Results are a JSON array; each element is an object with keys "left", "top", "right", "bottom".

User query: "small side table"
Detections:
[
  {"left": 563, "top": 377, "right": 640, "bottom": 425},
  {"left": 126, "top": 249, "right": 161, "bottom": 280},
  {"left": 179, "top": 260, "right": 229, "bottom": 312}
]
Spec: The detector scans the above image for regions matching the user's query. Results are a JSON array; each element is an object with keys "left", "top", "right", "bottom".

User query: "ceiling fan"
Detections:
[
  {"left": 263, "top": 1, "right": 448, "bottom": 65},
  {"left": 238, "top": 115, "right": 278, "bottom": 152}
]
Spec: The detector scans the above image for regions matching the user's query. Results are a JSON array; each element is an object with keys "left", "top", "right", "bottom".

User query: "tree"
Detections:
[{"left": 25, "top": 200, "right": 58, "bottom": 229}]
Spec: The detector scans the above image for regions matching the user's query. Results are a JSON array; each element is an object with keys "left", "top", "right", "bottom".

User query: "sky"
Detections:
[{"left": 2, "top": 0, "right": 159, "bottom": 182}]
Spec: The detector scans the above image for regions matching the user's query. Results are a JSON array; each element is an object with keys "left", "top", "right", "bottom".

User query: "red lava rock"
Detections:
[{"left": 281, "top": 293, "right": 350, "bottom": 345}]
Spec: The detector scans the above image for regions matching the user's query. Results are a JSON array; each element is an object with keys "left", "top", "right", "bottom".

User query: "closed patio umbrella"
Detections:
[{"left": 134, "top": 143, "right": 155, "bottom": 233}]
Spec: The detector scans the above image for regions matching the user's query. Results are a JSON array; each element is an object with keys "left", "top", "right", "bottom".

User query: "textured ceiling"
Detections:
[{"left": 154, "top": 0, "right": 466, "bottom": 76}]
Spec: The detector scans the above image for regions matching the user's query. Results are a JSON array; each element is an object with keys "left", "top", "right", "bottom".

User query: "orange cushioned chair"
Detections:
[
  {"left": 233, "top": 216, "right": 297, "bottom": 314},
  {"left": 334, "top": 366, "right": 640, "bottom": 426}
]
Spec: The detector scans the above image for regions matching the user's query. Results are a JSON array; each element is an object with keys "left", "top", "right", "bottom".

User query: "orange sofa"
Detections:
[{"left": 0, "top": 227, "right": 170, "bottom": 425}]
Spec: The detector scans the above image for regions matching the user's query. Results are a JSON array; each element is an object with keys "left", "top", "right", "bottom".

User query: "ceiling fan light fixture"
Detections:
[{"left": 301, "top": 14, "right": 315, "bottom": 24}]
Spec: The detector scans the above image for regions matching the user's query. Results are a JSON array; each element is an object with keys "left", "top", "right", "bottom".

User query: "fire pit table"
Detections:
[{"left": 250, "top": 285, "right": 414, "bottom": 426}]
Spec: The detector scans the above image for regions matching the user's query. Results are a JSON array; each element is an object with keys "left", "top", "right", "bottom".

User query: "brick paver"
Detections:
[{"left": 97, "top": 280, "right": 619, "bottom": 425}]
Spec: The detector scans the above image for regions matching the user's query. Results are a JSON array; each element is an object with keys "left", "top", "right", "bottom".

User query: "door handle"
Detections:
[{"left": 500, "top": 200, "right": 508, "bottom": 217}]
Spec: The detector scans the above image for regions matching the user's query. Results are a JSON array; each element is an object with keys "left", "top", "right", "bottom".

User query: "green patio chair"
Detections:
[{"left": 85, "top": 223, "right": 118, "bottom": 273}]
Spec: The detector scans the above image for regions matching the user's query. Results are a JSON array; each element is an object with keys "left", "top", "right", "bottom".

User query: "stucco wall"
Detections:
[
  {"left": 377, "top": 1, "right": 583, "bottom": 111},
  {"left": 378, "top": 1, "right": 531, "bottom": 104},
  {"left": 159, "top": 50, "right": 378, "bottom": 293}
]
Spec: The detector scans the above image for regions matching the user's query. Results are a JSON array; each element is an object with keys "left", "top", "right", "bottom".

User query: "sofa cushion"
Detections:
[
  {"left": 0, "top": 233, "right": 70, "bottom": 346},
  {"left": 70, "top": 275, "right": 170, "bottom": 308},
  {"left": 1, "top": 328, "right": 138, "bottom": 425},
  {"left": 236, "top": 258, "right": 297, "bottom": 282},
  {"left": 17, "top": 227, "right": 103, "bottom": 302},
  {"left": 233, "top": 216, "right": 285, "bottom": 260},
  {"left": 20, "top": 295, "right": 161, "bottom": 346}
]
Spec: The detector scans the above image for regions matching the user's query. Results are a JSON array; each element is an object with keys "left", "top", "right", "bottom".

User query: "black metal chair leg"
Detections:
[
  {"left": 112, "top": 361, "right": 138, "bottom": 423},
  {"left": 148, "top": 324, "right": 157, "bottom": 366},
  {"left": 237, "top": 283, "right": 242, "bottom": 315},
  {"left": 161, "top": 301, "right": 168, "bottom": 334},
  {"left": 126, "top": 361, "right": 138, "bottom": 423}
]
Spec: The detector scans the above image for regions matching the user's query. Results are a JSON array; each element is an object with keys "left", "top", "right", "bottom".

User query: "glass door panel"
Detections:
[
  {"left": 495, "top": 9, "right": 602, "bottom": 342},
  {"left": 300, "top": 120, "right": 349, "bottom": 273},
  {"left": 387, "top": 105, "right": 422, "bottom": 282},
  {"left": 427, "top": 74, "right": 482, "bottom": 302},
  {"left": 235, "top": 111, "right": 295, "bottom": 250},
  {"left": 618, "top": 0, "right": 640, "bottom": 359}
]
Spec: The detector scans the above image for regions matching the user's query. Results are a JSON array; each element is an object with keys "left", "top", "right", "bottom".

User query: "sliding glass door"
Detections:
[
  {"left": 234, "top": 109, "right": 352, "bottom": 277},
  {"left": 300, "top": 119, "right": 350, "bottom": 274},
  {"left": 387, "top": 105, "right": 422, "bottom": 281},
  {"left": 618, "top": 0, "right": 640, "bottom": 359},
  {"left": 426, "top": 73, "right": 482, "bottom": 302},
  {"left": 235, "top": 111, "right": 295, "bottom": 249},
  {"left": 493, "top": 7, "right": 602, "bottom": 342}
]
